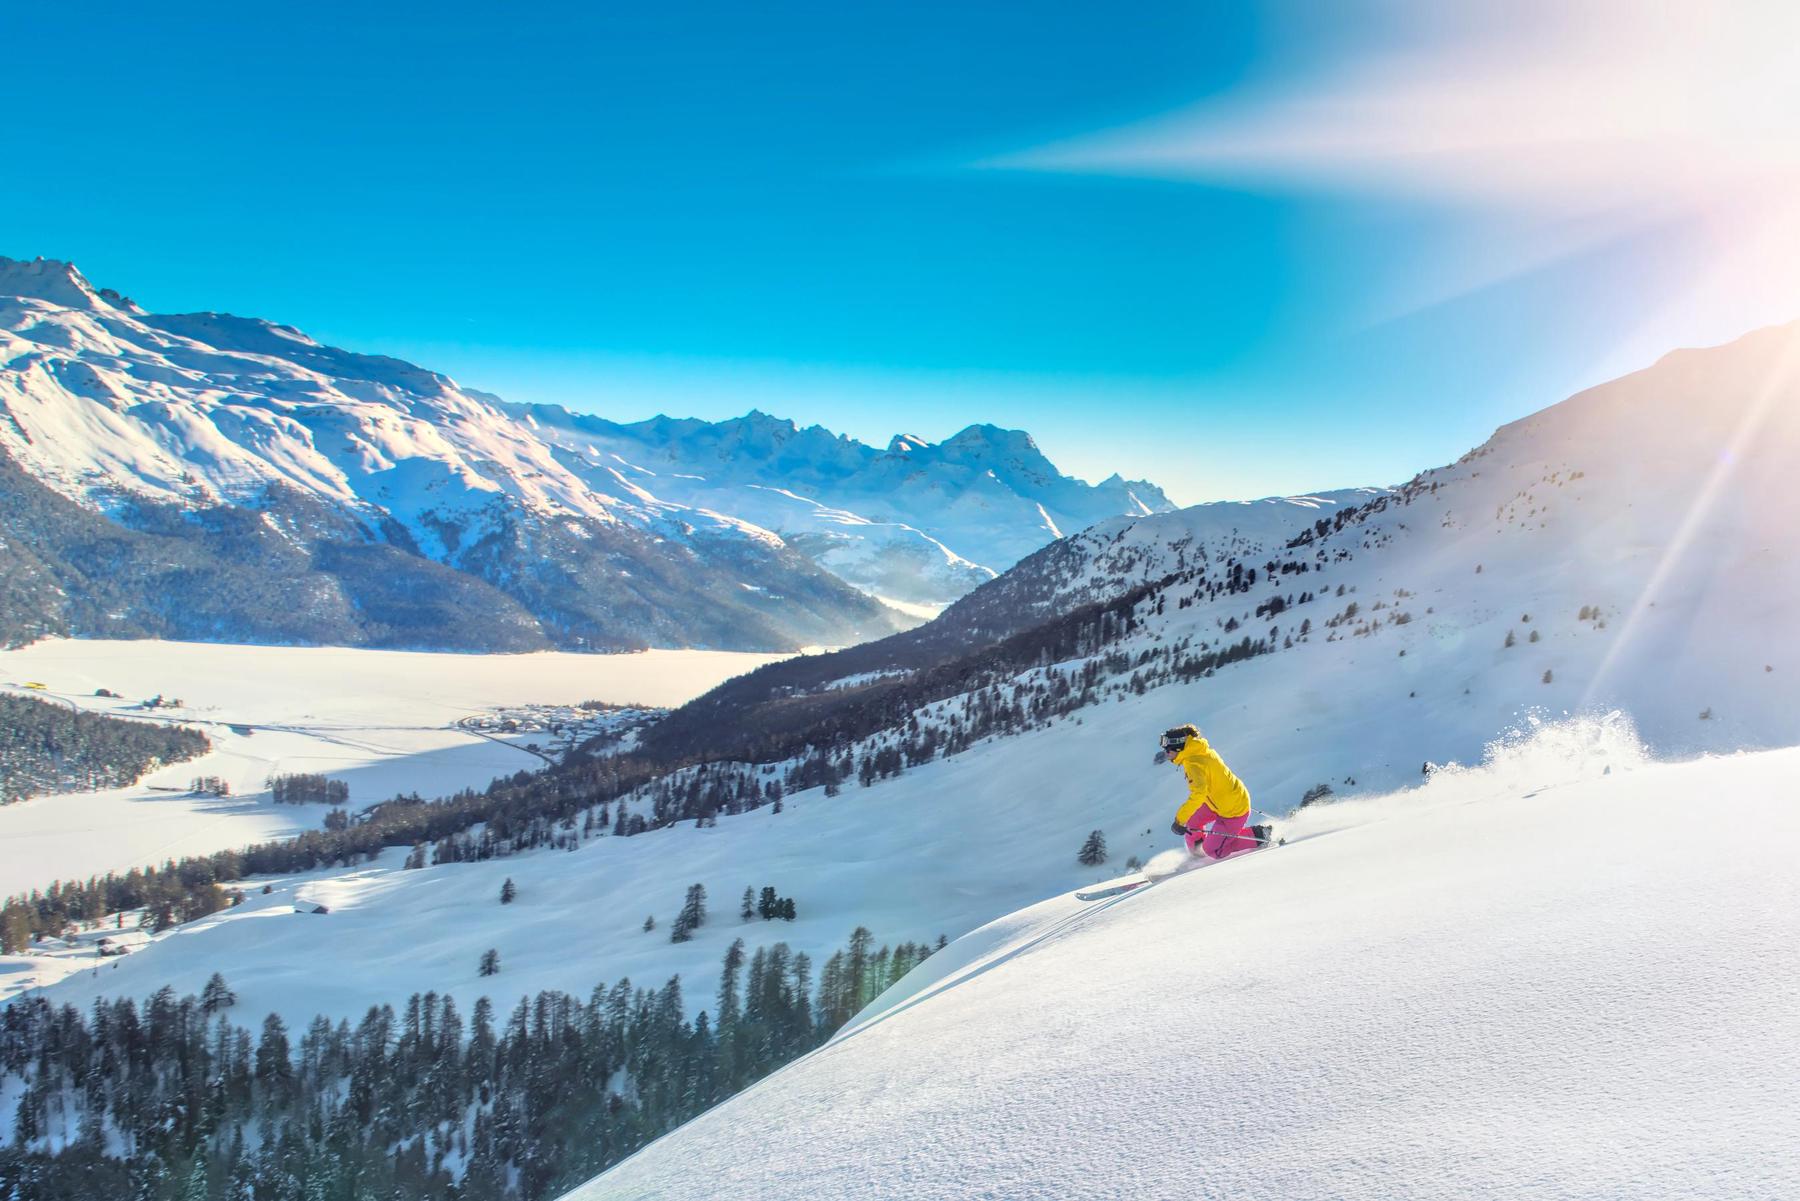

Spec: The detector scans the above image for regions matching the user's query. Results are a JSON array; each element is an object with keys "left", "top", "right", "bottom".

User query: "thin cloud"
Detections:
[
  {"left": 986, "top": 3, "right": 1800, "bottom": 219},
  {"left": 981, "top": 1, "right": 1800, "bottom": 369}
]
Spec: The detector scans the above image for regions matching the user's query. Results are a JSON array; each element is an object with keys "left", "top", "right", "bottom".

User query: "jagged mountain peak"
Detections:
[
  {"left": 0, "top": 255, "right": 137, "bottom": 314},
  {"left": 738, "top": 408, "right": 799, "bottom": 432},
  {"left": 939, "top": 423, "right": 1044, "bottom": 459}
]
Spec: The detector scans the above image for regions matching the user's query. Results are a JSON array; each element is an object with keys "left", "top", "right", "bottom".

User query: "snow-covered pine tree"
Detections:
[{"left": 1078, "top": 829, "right": 1108, "bottom": 866}]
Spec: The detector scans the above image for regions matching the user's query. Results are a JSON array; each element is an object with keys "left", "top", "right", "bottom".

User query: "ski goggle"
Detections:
[{"left": 1159, "top": 730, "right": 1191, "bottom": 753}]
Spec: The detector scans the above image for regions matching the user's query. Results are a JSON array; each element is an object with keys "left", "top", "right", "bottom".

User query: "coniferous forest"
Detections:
[
  {"left": 0, "top": 695, "right": 209, "bottom": 805},
  {"left": 0, "top": 928, "right": 938, "bottom": 1200}
]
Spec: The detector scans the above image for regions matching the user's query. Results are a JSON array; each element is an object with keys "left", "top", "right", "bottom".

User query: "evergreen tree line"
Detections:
[
  {"left": 1, "top": 564, "right": 1288, "bottom": 946},
  {"left": 0, "top": 926, "right": 940, "bottom": 1201},
  {"left": 266, "top": 773, "right": 349, "bottom": 807},
  {"left": 1284, "top": 471, "right": 1440, "bottom": 551},
  {"left": 2, "top": 874, "right": 234, "bottom": 954},
  {"left": 742, "top": 886, "right": 796, "bottom": 922},
  {"left": 0, "top": 695, "right": 208, "bottom": 805}
]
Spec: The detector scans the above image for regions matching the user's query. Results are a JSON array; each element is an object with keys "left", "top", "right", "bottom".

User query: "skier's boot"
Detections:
[{"left": 1251, "top": 823, "right": 1279, "bottom": 847}]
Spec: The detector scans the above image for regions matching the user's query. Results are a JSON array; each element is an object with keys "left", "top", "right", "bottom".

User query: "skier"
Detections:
[{"left": 1160, "top": 724, "right": 1265, "bottom": 859}]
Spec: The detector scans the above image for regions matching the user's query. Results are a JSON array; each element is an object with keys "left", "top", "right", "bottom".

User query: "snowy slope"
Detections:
[
  {"left": 569, "top": 740, "right": 1800, "bottom": 1201},
  {"left": 693, "top": 317, "right": 1800, "bottom": 763},
  {"left": 0, "top": 256, "right": 1171, "bottom": 636},
  {"left": 5, "top": 317, "right": 1800, "bottom": 1196},
  {"left": 0, "top": 639, "right": 782, "bottom": 895},
  {"left": 9, "top": 320, "right": 1800, "bottom": 1031}
]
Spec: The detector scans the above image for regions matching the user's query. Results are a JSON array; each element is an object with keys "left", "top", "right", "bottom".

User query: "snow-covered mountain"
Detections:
[
  {"left": 14, "top": 316, "right": 1799, "bottom": 1022},
  {"left": 513, "top": 405, "right": 1173, "bottom": 609},
  {"left": 5, "top": 317, "right": 1799, "bottom": 1198},
  {"left": 0, "top": 256, "right": 1172, "bottom": 651},
  {"left": 660, "top": 314, "right": 1800, "bottom": 768}
]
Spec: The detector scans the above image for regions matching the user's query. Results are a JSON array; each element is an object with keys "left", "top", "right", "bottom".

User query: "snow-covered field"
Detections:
[
  {"left": 570, "top": 730, "right": 1800, "bottom": 1201},
  {"left": 0, "top": 640, "right": 783, "bottom": 895}
]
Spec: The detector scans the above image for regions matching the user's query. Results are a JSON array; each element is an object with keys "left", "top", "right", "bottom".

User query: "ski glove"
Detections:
[{"left": 1171, "top": 819, "right": 1188, "bottom": 837}]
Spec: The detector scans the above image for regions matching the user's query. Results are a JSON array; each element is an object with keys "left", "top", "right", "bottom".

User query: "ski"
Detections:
[
  {"left": 1075, "top": 879, "right": 1152, "bottom": 901},
  {"left": 1075, "top": 824, "right": 1284, "bottom": 901}
]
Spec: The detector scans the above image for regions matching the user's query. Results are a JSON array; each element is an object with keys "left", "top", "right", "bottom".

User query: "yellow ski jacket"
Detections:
[{"left": 1173, "top": 736, "right": 1251, "bottom": 823}]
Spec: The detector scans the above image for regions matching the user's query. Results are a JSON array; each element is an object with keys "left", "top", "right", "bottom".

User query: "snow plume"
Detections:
[{"left": 1282, "top": 710, "right": 1648, "bottom": 843}]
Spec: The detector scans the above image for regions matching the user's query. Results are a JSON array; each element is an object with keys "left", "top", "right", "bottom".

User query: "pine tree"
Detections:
[
  {"left": 0, "top": 902, "right": 31, "bottom": 954},
  {"left": 758, "top": 886, "right": 778, "bottom": 920},
  {"left": 478, "top": 948, "right": 500, "bottom": 976},
  {"left": 644, "top": 914, "right": 656, "bottom": 933},
  {"left": 201, "top": 972, "right": 236, "bottom": 1014},
  {"left": 180, "top": 1151, "right": 209, "bottom": 1201},
  {"left": 779, "top": 897, "right": 797, "bottom": 921},
  {"left": 1078, "top": 829, "right": 1108, "bottom": 866},
  {"left": 500, "top": 877, "right": 517, "bottom": 905},
  {"left": 846, "top": 926, "right": 874, "bottom": 1011},
  {"left": 740, "top": 887, "right": 756, "bottom": 923},
  {"left": 670, "top": 883, "right": 708, "bottom": 942}
]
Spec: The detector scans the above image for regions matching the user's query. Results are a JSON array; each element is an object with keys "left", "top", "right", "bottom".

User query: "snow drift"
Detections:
[{"left": 566, "top": 720, "right": 1800, "bottom": 1200}]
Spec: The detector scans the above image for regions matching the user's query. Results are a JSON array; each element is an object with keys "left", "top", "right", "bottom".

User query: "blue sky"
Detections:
[{"left": 5, "top": 1, "right": 1795, "bottom": 504}]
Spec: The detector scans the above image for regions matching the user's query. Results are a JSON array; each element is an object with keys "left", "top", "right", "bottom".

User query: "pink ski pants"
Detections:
[{"left": 1185, "top": 803, "right": 1257, "bottom": 859}]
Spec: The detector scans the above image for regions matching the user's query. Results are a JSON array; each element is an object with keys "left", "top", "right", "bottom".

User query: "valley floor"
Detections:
[{"left": 0, "top": 640, "right": 785, "bottom": 898}]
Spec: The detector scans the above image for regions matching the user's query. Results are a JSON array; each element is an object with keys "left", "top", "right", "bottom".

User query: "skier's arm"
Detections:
[
  {"left": 1170, "top": 743, "right": 1205, "bottom": 828},
  {"left": 1174, "top": 795, "right": 1203, "bottom": 827}
]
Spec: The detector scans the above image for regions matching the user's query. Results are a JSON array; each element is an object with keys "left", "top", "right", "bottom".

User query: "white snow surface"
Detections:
[
  {"left": 0, "top": 639, "right": 782, "bottom": 895},
  {"left": 571, "top": 730, "right": 1800, "bottom": 1200}
]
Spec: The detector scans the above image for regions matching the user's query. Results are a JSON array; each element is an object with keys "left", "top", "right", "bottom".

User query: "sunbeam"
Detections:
[{"left": 1580, "top": 330, "right": 1800, "bottom": 710}]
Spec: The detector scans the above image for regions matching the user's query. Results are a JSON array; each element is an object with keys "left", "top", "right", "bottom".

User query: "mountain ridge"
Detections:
[{"left": 0, "top": 255, "right": 1174, "bottom": 648}]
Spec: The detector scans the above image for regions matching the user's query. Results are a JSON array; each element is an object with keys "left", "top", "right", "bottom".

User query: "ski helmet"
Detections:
[{"left": 1159, "top": 724, "right": 1199, "bottom": 754}]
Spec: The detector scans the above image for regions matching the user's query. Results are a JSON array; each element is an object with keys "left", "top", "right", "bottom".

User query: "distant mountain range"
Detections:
[{"left": 0, "top": 256, "right": 1172, "bottom": 651}]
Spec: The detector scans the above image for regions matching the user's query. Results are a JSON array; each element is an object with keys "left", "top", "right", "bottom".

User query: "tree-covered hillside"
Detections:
[
  {"left": 0, "top": 927, "right": 938, "bottom": 1201},
  {"left": 0, "top": 695, "right": 208, "bottom": 804}
]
